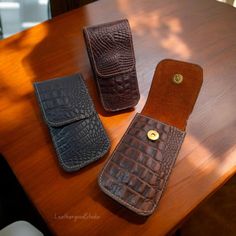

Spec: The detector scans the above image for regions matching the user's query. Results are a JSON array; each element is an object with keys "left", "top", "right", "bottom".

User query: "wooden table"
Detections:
[{"left": 1, "top": 0, "right": 236, "bottom": 235}]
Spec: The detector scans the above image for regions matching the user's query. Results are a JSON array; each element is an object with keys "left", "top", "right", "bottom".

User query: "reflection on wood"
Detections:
[{"left": 0, "top": 0, "right": 236, "bottom": 235}]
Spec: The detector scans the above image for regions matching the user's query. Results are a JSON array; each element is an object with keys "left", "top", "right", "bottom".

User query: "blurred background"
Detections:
[
  {"left": 0, "top": 0, "right": 95, "bottom": 39},
  {"left": 0, "top": 0, "right": 235, "bottom": 39}
]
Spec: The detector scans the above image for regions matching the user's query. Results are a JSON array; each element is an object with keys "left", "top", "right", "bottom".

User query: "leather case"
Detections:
[
  {"left": 83, "top": 19, "right": 140, "bottom": 112},
  {"left": 98, "top": 59, "right": 203, "bottom": 215},
  {"left": 34, "top": 73, "right": 110, "bottom": 172}
]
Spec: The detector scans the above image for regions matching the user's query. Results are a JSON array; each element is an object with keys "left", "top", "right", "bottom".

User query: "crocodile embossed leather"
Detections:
[
  {"left": 99, "top": 59, "right": 203, "bottom": 215},
  {"left": 34, "top": 73, "right": 110, "bottom": 172},
  {"left": 99, "top": 113, "right": 185, "bottom": 215},
  {"left": 83, "top": 19, "right": 140, "bottom": 112}
]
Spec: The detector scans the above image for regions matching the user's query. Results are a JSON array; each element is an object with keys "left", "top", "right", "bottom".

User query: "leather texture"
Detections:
[
  {"left": 83, "top": 19, "right": 140, "bottom": 112},
  {"left": 34, "top": 73, "right": 110, "bottom": 172},
  {"left": 98, "top": 59, "right": 203, "bottom": 215},
  {"left": 99, "top": 113, "right": 185, "bottom": 216},
  {"left": 142, "top": 59, "right": 203, "bottom": 131}
]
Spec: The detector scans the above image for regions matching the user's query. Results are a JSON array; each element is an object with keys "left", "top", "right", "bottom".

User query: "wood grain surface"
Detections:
[{"left": 0, "top": 0, "right": 236, "bottom": 235}]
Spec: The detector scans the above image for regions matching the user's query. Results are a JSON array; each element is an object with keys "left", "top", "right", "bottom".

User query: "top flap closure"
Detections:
[
  {"left": 84, "top": 19, "right": 135, "bottom": 78},
  {"left": 34, "top": 74, "right": 94, "bottom": 127}
]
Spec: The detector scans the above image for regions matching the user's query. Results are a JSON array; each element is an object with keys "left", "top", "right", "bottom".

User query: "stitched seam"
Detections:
[
  {"left": 83, "top": 20, "right": 140, "bottom": 111},
  {"left": 34, "top": 75, "right": 110, "bottom": 171},
  {"left": 49, "top": 114, "right": 110, "bottom": 171},
  {"left": 99, "top": 113, "right": 185, "bottom": 214},
  {"left": 99, "top": 114, "right": 154, "bottom": 214},
  {"left": 84, "top": 19, "right": 136, "bottom": 78},
  {"left": 34, "top": 74, "right": 94, "bottom": 127}
]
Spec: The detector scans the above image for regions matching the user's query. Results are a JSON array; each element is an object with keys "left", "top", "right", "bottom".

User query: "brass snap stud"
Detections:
[
  {"left": 147, "top": 130, "right": 159, "bottom": 141},
  {"left": 173, "top": 74, "right": 183, "bottom": 84}
]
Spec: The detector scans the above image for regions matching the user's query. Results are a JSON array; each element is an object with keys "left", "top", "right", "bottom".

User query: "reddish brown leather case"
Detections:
[
  {"left": 83, "top": 19, "right": 140, "bottom": 112},
  {"left": 98, "top": 59, "right": 203, "bottom": 216}
]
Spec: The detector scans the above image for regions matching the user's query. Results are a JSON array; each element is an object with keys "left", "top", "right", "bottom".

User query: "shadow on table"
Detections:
[{"left": 1, "top": 0, "right": 236, "bottom": 234}]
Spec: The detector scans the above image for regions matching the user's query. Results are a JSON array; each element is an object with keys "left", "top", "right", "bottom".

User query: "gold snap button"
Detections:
[
  {"left": 147, "top": 130, "right": 159, "bottom": 141},
  {"left": 173, "top": 74, "right": 183, "bottom": 84}
]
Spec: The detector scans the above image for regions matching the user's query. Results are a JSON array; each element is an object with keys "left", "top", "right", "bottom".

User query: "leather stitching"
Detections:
[{"left": 99, "top": 113, "right": 185, "bottom": 215}]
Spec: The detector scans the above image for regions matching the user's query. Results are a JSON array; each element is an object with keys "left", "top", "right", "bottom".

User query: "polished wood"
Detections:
[{"left": 0, "top": 0, "right": 236, "bottom": 235}]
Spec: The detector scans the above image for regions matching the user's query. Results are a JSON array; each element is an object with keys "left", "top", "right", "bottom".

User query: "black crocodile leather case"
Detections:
[{"left": 34, "top": 73, "right": 110, "bottom": 172}]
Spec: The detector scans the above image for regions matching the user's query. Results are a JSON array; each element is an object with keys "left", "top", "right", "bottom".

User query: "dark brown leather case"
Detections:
[
  {"left": 83, "top": 19, "right": 140, "bottom": 112},
  {"left": 98, "top": 59, "right": 203, "bottom": 215}
]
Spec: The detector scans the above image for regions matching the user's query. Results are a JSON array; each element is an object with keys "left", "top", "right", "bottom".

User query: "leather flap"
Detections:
[
  {"left": 83, "top": 19, "right": 135, "bottom": 78},
  {"left": 34, "top": 74, "right": 94, "bottom": 127},
  {"left": 142, "top": 59, "right": 203, "bottom": 131}
]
